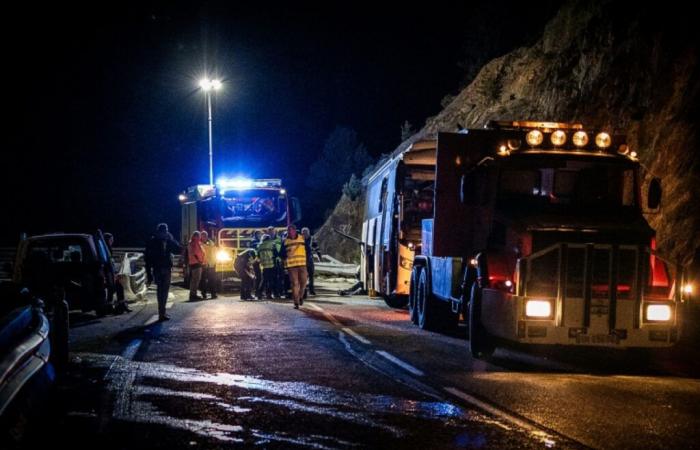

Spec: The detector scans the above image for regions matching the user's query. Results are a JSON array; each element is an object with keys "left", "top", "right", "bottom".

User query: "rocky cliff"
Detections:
[{"left": 318, "top": 0, "right": 700, "bottom": 264}]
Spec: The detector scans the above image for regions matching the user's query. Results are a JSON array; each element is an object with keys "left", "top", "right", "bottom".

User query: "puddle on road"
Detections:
[{"left": 77, "top": 352, "right": 478, "bottom": 447}]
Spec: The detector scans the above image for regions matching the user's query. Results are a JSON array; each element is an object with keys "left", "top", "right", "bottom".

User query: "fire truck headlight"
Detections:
[
  {"left": 595, "top": 132, "right": 612, "bottom": 149},
  {"left": 526, "top": 130, "right": 543, "bottom": 147},
  {"left": 525, "top": 299, "right": 552, "bottom": 318},
  {"left": 216, "top": 249, "right": 232, "bottom": 263},
  {"left": 646, "top": 304, "right": 672, "bottom": 321}
]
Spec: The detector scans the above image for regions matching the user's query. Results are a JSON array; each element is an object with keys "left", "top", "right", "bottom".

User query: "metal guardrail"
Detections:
[{"left": 0, "top": 305, "right": 51, "bottom": 416}]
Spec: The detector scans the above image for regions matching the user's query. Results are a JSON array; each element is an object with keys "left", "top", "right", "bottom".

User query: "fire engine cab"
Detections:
[
  {"left": 362, "top": 121, "right": 689, "bottom": 357},
  {"left": 179, "top": 178, "right": 301, "bottom": 282}
]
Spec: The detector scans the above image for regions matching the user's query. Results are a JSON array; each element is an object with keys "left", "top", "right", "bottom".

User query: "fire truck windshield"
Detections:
[
  {"left": 498, "top": 157, "right": 638, "bottom": 209},
  {"left": 219, "top": 189, "right": 287, "bottom": 225}
]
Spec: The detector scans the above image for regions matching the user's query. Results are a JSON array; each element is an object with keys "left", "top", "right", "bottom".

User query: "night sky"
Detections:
[{"left": 2, "top": 2, "right": 557, "bottom": 246}]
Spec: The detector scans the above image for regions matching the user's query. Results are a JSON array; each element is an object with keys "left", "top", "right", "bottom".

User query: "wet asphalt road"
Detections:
[{"left": 23, "top": 284, "right": 700, "bottom": 449}]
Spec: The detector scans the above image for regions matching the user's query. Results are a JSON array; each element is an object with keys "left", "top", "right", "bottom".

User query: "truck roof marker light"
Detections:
[
  {"left": 572, "top": 131, "right": 589, "bottom": 147},
  {"left": 595, "top": 132, "right": 612, "bottom": 149},
  {"left": 526, "top": 130, "right": 543, "bottom": 147},
  {"left": 550, "top": 130, "right": 567, "bottom": 146}
]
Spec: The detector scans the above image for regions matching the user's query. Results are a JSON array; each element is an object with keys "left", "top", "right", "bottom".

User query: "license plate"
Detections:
[{"left": 575, "top": 334, "right": 620, "bottom": 345}]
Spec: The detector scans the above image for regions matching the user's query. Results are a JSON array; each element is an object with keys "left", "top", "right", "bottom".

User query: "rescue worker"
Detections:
[
  {"left": 301, "top": 227, "right": 321, "bottom": 297},
  {"left": 234, "top": 248, "right": 257, "bottom": 300},
  {"left": 199, "top": 231, "right": 218, "bottom": 299},
  {"left": 251, "top": 230, "right": 264, "bottom": 298},
  {"left": 280, "top": 224, "right": 307, "bottom": 309},
  {"left": 267, "top": 226, "right": 284, "bottom": 298},
  {"left": 104, "top": 232, "right": 131, "bottom": 313},
  {"left": 257, "top": 234, "right": 277, "bottom": 299},
  {"left": 145, "top": 223, "right": 182, "bottom": 321},
  {"left": 187, "top": 231, "right": 205, "bottom": 301}
]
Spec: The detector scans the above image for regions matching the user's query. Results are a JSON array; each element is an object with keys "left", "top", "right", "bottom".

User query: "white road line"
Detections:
[
  {"left": 375, "top": 351, "right": 425, "bottom": 377},
  {"left": 307, "top": 303, "right": 324, "bottom": 312},
  {"left": 322, "top": 312, "right": 342, "bottom": 326},
  {"left": 166, "top": 301, "right": 174, "bottom": 309},
  {"left": 143, "top": 314, "right": 159, "bottom": 326},
  {"left": 443, "top": 387, "right": 557, "bottom": 446},
  {"left": 341, "top": 327, "right": 371, "bottom": 345},
  {"left": 121, "top": 338, "right": 143, "bottom": 361}
]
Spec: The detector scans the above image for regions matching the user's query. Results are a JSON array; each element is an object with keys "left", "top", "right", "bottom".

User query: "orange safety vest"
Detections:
[{"left": 283, "top": 235, "right": 307, "bottom": 268}]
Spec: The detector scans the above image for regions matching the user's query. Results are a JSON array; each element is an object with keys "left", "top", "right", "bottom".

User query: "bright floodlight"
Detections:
[{"left": 199, "top": 78, "right": 222, "bottom": 92}]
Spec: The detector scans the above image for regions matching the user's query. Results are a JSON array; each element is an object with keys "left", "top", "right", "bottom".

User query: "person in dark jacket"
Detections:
[
  {"left": 301, "top": 227, "right": 321, "bottom": 297},
  {"left": 145, "top": 223, "right": 182, "bottom": 321},
  {"left": 234, "top": 248, "right": 257, "bottom": 300}
]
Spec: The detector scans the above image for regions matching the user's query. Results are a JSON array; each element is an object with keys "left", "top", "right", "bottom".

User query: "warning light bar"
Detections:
[{"left": 216, "top": 178, "right": 282, "bottom": 190}]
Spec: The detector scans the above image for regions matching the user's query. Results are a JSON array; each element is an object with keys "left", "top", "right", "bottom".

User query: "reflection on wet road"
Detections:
[{"left": 78, "top": 352, "right": 475, "bottom": 447}]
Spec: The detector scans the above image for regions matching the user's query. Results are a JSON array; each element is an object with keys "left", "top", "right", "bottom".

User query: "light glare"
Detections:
[
  {"left": 646, "top": 304, "right": 671, "bottom": 321},
  {"left": 525, "top": 300, "right": 551, "bottom": 318}
]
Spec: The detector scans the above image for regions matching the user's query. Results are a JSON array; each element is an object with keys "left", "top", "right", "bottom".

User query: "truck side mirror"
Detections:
[{"left": 648, "top": 177, "right": 662, "bottom": 210}]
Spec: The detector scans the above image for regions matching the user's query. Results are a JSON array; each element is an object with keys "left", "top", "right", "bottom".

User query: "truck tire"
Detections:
[
  {"left": 417, "top": 269, "right": 440, "bottom": 330},
  {"left": 468, "top": 283, "right": 495, "bottom": 359},
  {"left": 408, "top": 266, "right": 421, "bottom": 324},
  {"left": 383, "top": 293, "right": 408, "bottom": 308}
]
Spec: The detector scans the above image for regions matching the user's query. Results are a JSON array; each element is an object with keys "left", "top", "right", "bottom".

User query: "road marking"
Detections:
[
  {"left": 375, "top": 350, "right": 424, "bottom": 377},
  {"left": 443, "top": 387, "right": 557, "bottom": 447},
  {"left": 341, "top": 327, "right": 371, "bottom": 345},
  {"left": 307, "top": 303, "right": 324, "bottom": 312},
  {"left": 122, "top": 338, "right": 143, "bottom": 360},
  {"left": 166, "top": 301, "right": 174, "bottom": 309},
  {"left": 144, "top": 315, "right": 159, "bottom": 326},
  {"left": 307, "top": 302, "right": 343, "bottom": 326}
]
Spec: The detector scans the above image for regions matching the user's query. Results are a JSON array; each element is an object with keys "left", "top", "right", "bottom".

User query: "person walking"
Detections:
[
  {"left": 199, "top": 231, "right": 218, "bottom": 299},
  {"left": 301, "top": 227, "right": 321, "bottom": 297},
  {"left": 280, "top": 224, "right": 307, "bottom": 309},
  {"left": 187, "top": 231, "right": 205, "bottom": 301},
  {"left": 145, "top": 223, "right": 182, "bottom": 321},
  {"left": 251, "top": 230, "right": 264, "bottom": 299}
]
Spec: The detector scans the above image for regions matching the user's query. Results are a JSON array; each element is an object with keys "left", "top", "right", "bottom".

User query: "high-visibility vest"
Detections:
[
  {"left": 258, "top": 240, "right": 276, "bottom": 269},
  {"left": 203, "top": 240, "right": 218, "bottom": 266},
  {"left": 283, "top": 235, "right": 307, "bottom": 268}
]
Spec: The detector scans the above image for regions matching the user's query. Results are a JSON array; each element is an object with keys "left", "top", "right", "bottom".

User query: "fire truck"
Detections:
[
  {"left": 179, "top": 178, "right": 301, "bottom": 282},
  {"left": 362, "top": 121, "right": 690, "bottom": 357}
]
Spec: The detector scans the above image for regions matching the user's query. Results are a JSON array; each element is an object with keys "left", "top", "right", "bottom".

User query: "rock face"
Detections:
[
  {"left": 319, "top": 0, "right": 700, "bottom": 264},
  {"left": 314, "top": 193, "right": 364, "bottom": 264}
]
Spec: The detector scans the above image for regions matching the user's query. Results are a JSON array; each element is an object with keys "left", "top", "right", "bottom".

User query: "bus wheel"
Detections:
[
  {"left": 408, "top": 266, "right": 421, "bottom": 324},
  {"left": 468, "top": 283, "right": 495, "bottom": 359},
  {"left": 417, "top": 269, "right": 440, "bottom": 331},
  {"left": 383, "top": 293, "right": 408, "bottom": 309}
]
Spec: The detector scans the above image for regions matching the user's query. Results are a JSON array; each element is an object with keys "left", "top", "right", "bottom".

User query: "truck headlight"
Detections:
[
  {"left": 646, "top": 304, "right": 671, "bottom": 321},
  {"left": 216, "top": 249, "right": 232, "bottom": 263},
  {"left": 525, "top": 299, "right": 552, "bottom": 318}
]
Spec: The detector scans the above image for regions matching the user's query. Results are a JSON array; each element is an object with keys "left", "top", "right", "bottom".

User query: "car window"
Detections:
[{"left": 26, "top": 241, "right": 86, "bottom": 263}]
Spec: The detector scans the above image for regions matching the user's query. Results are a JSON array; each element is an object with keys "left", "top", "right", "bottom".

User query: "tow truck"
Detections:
[
  {"left": 362, "top": 121, "right": 691, "bottom": 357},
  {"left": 178, "top": 178, "right": 301, "bottom": 285}
]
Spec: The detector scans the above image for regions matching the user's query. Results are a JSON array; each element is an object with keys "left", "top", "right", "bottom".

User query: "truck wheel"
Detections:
[
  {"left": 468, "top": 283, "right": 495, "bottom": 359},
  {"left": 408, "top": 266, "right": 421, "bottom": 324},
  {"left": 417, "top": 269, "right": 440, "bottom": 331}
]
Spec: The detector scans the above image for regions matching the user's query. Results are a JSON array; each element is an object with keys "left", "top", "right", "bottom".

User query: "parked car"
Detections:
[{"left": 11, "top": 232, "right": 116, "bottom": 316}]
